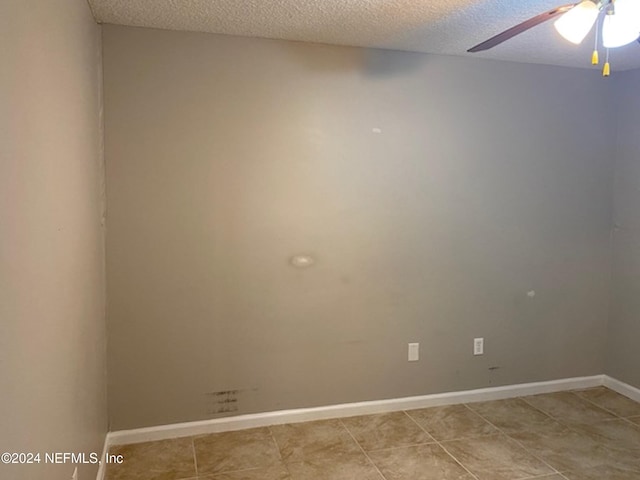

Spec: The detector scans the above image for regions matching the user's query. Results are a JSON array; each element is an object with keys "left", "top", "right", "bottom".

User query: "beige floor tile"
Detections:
[
  {"left": 406, "top": 404, "right": 497, "bottom": 441},
  {"left": 442, "top": 433, "right": 554, "bottom": 480},
  {"left": 368, "top": 443, "right": 473, "bottom": 480},
  {"left": 565, "top": 421, "right": 640, "bottom": 472},
  {"left": 574, "top": 387, "right": 640, "bottom": 418},
  {"left": 569, "top": 419, "right": 640, "bottom": 453},
  {"left": 286, "top": 451, "right": 383, "bottom": 480},
  {"left": 508, "top": 422, "right": 614, "bottom": 472},
  {"left": 270, "top": 419, "right": 361, "bottom": 463},
  {"left": 522, "top": 392, "right": 617, "bottom": 425},
  {"left": 200, "top": 464, "right": 291, "bottom": 480},
  {"left": 467, "top": 398, "right": 562, "bottom": 435},
  {"left": 105, "top": 438, "right": 196, "bottom": 480},
  {"left": 562, "top": 463, "right": 640, "bottom": 480},
  {"left": 341, "top": 412, "right": 434, "bottom": 451},
  {"left": 599, "top": 447, "right": 640, "bottom": 472},
  {"left": 194, "top": 428, "right": 281, "bottom": 475}
]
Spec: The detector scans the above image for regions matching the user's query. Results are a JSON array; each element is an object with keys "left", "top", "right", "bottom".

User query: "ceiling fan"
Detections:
[{"left": 468, "top": 0, "right": 640, "bottom": 76}]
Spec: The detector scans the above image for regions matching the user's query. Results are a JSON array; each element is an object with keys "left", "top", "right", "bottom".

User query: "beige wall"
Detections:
[
  {"left": 103, "top": 25, "right": 614, "bottom": 430},
  {"left": 607, "top": 69, "right": 640, "bottom": 389},
  {"left": 0, "top": 1, "right": 106, "bottom": 478}
]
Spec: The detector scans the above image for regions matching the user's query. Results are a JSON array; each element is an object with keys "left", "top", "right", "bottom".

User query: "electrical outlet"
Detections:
[
  {"left": 473, "top": 338, "right": 484, "bottom": 356},
  {"left": 71, "top": 467, "right": 78, "bottom": 480},
  {"left": 408, "top": 343, "right": 419, "bottom": 361}
]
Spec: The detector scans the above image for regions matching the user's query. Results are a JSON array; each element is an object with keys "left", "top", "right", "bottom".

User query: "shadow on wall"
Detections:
[
  {"left": 261, "top": 0, "right": 500, "bottom": 77},
  {"left": 265, "top": 0, "right": 564, "bottom": 77},
  {"left": 272, "top": 41, "right": 431, "bottom": 77}
]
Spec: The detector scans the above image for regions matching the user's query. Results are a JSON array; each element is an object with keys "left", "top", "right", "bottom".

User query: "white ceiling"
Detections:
[{"left": 88, "top": 0, "right": 640, "bottom": 71}]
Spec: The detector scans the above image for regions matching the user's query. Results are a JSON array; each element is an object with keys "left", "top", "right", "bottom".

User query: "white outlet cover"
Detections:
[
  {"left": 408, "top": 343, "right": 419, "bottom": 361},
  {"left": 474, "top": 338, "right": 484, "bottom": 356}
]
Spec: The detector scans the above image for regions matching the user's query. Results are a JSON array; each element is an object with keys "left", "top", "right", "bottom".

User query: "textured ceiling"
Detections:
[{"left": 88, "top": 0, "right": 640, "bottom": 70}]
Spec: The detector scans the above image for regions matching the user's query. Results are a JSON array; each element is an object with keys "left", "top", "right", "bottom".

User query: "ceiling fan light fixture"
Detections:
[
  {"left": 602, "top": 0, "right": 640, "bottom": 48},
  {"left": 612, "top": 0, "right": 640, "bottom": 25},
  {"left": 554, "top": 0, "right": 599, "bottom": 44}
]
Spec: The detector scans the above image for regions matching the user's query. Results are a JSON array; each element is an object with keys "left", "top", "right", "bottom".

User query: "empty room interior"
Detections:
[{"left": 3, "top": 0, "right": 640, "bottom": 479}]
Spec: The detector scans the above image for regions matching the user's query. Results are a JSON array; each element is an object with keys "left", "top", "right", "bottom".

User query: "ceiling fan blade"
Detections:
[{"left": 468, "top": 3, "right": 578, "bottom": 53}]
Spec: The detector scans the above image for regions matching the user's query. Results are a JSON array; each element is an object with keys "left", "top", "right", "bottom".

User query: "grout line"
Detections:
[
  {"left": 364, "top": 441, "right": 438, "bottom": 453},
  {"left": 521, "top": 475, "right": 570, "bottom": 480},
  {"left": 402, "top": 410, "right": 438, "bottom": 443},
  {"left": 187, "top": 432, "right": 290, "bottom": 477},
  {"left": 265, "top": 424, "right": 293, "bottom": 479},
  {"left": 517, "top": 395, "right": 560, "bottom": 419},
  {"left": 434, "top": 441, "right": 481, "bottom": 480},
  {"left": 191, "top": 437, "right": 198, "bottom": 477},
  {"left": 507, "top": 398, "right": 632, "bottom": 474},
  {"left": 338, "top": 419, "right": 388, "bottom": 480},
  {"left": 569, "top": 389, "right": 629, "bottom": 419},
  {"left": 519, "top": 393, "right": 625, "bottom": 435},
  {"left": 201, "top": 465, "right": 280, "bottom": 475},
  {"left": 460, "top": 403, "right": 561, "bottom": 477},
  {"left": 401, "top": 410, "right": 480, "bottom": 480},
  {"left": 405, "top": 407, "right": 502, "bottom": 443},
  {"left": 621, "top": 417, "right": 640, "bottom": 427},
  {"left": 517, "top": 395, "right": 578, "bottom": 428},
  {"left": 521, "top": 389, "right": 626, "bottom": 423},
  {"left": 569, "top": 390, "right": 619, "bottom": 417},
  {"left": 516, "top": 475, "right": 564, "bottom": 480},
  {"left": 426, "top": 431, "right": 499, "bottom": 443},
  {"left": 266, "top": 425, "right": 285, "bottom": 461}
]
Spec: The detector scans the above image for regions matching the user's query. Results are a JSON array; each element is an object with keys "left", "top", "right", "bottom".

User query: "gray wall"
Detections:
[
  {"left": 103, "top": 25, "right": 614, "bottom": 430},
  {"left": 0, "top": 1, "right": 107, "bottom": 478},
  {"left": 607, "top": 69, "right": 640, "bottom": 388}
]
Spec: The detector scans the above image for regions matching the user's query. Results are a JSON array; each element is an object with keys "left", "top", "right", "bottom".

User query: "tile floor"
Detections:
[{"left": 106, "top": 387, "right": 640, "bottom": 480}]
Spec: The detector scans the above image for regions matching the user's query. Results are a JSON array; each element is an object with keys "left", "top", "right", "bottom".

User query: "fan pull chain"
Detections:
[{"left": 603, "top": 48, "right": 611, "bottom": 77}]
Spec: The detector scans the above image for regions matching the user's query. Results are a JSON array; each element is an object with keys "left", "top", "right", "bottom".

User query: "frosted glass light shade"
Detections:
[
  {"left": 614, "top": 0, "right": 640, "bottom": 25},
  {"left": 554, "top": 1, "right": 599, "bottom": 44},
  {"left": 602, "top": 0, "right": 640, "bottom": 48}
]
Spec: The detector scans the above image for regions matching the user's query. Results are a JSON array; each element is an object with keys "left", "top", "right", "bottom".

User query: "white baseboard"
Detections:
[
  {"left": 107, "top": 374, "right": 604, "bottom": 446},
  {"left": 603, "top": 375, "right": 640, "bottom": 403}
]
